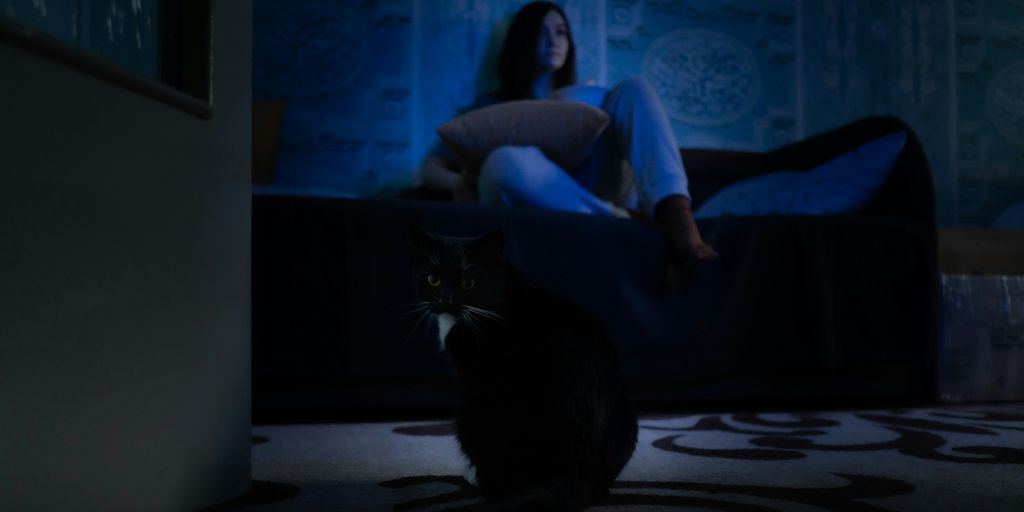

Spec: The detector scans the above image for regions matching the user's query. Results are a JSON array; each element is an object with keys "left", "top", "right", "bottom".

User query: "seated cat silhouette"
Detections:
[{"left": 411, "top": 227, "right": 637, "bottom": 511}]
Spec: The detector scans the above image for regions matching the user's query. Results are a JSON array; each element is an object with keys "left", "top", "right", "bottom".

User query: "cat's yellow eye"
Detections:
[
  {"left": 460, "top": 278, "right": 476, "bottom": 290},
  {"left": 427, "top": 274, "right": 441, "bottom": 287}
]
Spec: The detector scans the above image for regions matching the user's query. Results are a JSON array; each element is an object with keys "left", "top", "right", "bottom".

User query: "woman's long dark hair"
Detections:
[{"left": 497, "top": 1, "right": 577, "bottom": 100}]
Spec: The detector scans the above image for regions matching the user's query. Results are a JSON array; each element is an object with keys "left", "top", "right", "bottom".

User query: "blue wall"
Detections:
[{"left": 247, "top": 0, "right": 1022, "bottom": 227}]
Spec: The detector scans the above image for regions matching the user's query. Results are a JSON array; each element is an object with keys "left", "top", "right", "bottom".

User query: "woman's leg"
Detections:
[
  {"left": 578, "top": 77, "right": 690, "bottom": 217},
  {"left": 574, "top": 77, "right": 717, "bottom": 266},
  {"left": 477, "top": 146, "right": 628, "bottom": 217}
]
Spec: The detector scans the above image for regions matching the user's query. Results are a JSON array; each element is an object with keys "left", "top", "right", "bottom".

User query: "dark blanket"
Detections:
[{"left": 253, "top": 116, "right": 939, "bottom": 421}]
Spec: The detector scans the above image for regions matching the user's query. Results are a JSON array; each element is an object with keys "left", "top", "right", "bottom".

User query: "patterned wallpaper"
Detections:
[
  {"left": 253, "top": 0, "right": 413, "bottom": 197},
  {"left": 245, "top": 1, "right": 1018, "bottom": 225},
  {"left": 801, "top": 0, "right": 957, "bottom": 224},
  {"left": 955, "top": 0, "right": 1024, "bottom": 226},
  {"left": 605, "top": 0, "right": 796, "bottom": 152}
]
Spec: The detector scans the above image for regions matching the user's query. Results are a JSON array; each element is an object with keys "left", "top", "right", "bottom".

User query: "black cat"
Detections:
[{"left": 410, "top": 227, "right": 638, "bottom": 511}]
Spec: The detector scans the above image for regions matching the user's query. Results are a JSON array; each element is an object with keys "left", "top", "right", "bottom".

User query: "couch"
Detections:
[{"left": 252, "top": 116, "right": 939, "bottom": 422}]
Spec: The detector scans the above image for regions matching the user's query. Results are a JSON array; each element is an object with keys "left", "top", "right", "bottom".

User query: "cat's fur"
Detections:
[{"left": 411, "top": 227, "right": 638, "bottom": 511}]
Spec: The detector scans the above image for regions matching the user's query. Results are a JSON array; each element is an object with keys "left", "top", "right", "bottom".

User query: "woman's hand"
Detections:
[
  {"left": 419, "top": 156, "right": 478, "bottom": 203},
  {"left": 450, "top": 174, "right": 479, "bottom": 203}
]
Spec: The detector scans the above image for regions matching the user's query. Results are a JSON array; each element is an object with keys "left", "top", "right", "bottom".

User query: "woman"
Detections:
[{"left": 420, "top": 1, "right": 717, "bottom": 276}]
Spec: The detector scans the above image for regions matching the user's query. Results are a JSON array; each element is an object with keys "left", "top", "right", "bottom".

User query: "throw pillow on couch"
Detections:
[
  {"left": 695, "top": 131, "right": 907, "bottom": 218},
  {"left": 436, "top": 100, "right": 609, "bottom": 180}
]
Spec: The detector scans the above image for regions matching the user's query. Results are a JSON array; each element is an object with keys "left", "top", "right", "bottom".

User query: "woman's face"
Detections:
[{"left": 536, "top": 10, "right": 569, "bottom": 72}]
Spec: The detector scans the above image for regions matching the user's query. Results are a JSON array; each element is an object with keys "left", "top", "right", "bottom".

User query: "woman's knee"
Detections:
[
  {"left": 480, "top": 146, "right": 542, "bottom": 183},
  {"left": 612, "top": 76, "right": 657, "bottom": 101},
  {"left": 478, "top": 146, "right": 544, "bottom": 198}
]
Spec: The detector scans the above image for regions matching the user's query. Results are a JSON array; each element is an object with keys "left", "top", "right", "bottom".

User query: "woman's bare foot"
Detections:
[{"left": 653, "top": 194, "right": 717, "bottom": 292}]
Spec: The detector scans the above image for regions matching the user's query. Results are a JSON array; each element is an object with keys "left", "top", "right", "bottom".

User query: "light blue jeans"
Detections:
[{"left": 477, "top": 77, "right": 691, "bottom": 219}]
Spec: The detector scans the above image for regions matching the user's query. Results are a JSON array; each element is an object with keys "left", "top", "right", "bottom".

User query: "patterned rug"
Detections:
[{"left": 222, "top": 403, "right": 1024, "bottom": 511}]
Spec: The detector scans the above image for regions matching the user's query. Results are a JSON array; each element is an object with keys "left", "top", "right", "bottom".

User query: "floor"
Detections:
[{"left": 212, "top": 401, "right": 1024, "bottom": 512}]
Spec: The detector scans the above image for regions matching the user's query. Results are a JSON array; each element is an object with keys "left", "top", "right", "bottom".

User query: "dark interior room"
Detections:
[{"left": 2, "top": 1, "right": 1023, "bottom": 511}]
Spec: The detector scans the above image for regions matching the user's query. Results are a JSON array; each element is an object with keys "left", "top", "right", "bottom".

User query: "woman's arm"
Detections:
[
  {"left": 417, "top": 93, "right": 501, "bottom": 202},
  {"left": 419, "top": 156, "right": 478, "bottom": 203}
]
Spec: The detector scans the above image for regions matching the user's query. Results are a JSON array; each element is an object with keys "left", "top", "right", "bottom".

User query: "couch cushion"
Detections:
[{"left": 694, "top": 131, "right": 907, "bottom": 218}]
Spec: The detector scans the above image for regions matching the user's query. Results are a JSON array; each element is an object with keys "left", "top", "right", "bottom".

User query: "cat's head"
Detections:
[{"left": 411, "top": 226, "right": 507, "bottom": 319}]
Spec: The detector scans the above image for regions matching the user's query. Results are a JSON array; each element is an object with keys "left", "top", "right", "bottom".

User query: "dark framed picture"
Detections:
[{"left": 0, "top": 0, "right": 212, "bottom": 117}]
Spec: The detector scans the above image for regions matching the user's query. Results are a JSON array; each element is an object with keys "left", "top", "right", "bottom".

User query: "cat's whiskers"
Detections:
[
  {"left": 458, "top": 310, "right": 485, "bottom": 342},
  {"left": 396, "top": 302, "right": 430, "bottom": 321},
  {"left": 396, "top": 301, "right": 433, "bottom": 350},
  {"left": 395, "top": 300, "right": 431, "bottom": 309},
  {"left": 404, "top": 308, "right": 434, "bottom": 351},
  {"left": 463, "top": 305, "right": 504, "bottom": 323}
]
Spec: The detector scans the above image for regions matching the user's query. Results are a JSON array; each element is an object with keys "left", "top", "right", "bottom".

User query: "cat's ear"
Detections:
[
  {"left": 479, "top": 229, "right": 504, "bottom": 255},
  {"left": 410, "top": 225, "right": 436, "bottom": 252}
]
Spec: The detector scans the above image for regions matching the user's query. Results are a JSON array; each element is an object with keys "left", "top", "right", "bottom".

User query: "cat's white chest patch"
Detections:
[{"left": 437, "top": 313, "right": 456, "bottom": 351}]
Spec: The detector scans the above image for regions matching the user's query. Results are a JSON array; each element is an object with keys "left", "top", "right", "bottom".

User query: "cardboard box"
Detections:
[
  {"left": 938, "top": 228, "right": 1024, "bottom": 275},
  {"left": 939, "top": 274, "right": 1024, "bottom": 402}
]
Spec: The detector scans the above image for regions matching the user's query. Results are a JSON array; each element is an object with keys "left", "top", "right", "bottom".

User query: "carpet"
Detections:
[{"left": 219, "top": 403, "right": 1024, "bottom": 511}]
